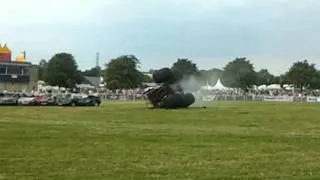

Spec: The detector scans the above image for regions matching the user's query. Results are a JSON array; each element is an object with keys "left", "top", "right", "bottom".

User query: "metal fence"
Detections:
[{"left": 99, "top": 94, "right": 318, "bottom": 103}]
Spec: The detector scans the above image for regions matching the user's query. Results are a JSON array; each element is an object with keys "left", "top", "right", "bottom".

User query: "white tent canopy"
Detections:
[
  {"left": 266, "top": 84, "right": 282, "bottom": 90},
  {"left": 258, "top": 84, "right": 283, "bottom": 90},
  {"left": 257, "top": 84, "right": 267, "bottom": 90},
  {"left": 201, "top": 78, "right": 230, "bottom": 90},
  {"left": 212, "top": 78, "right": 230, "bottom": 90},
  {"left": 283, "top": 84, "right": 294, "bottom": 90}
]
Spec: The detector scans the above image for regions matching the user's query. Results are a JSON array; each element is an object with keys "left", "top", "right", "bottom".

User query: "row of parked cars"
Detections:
[{"left": 0, "top": 92, "right": 101, "bottom": 106}]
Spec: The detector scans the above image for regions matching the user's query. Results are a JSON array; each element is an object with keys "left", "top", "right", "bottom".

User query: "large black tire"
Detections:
[
  {"left": 159, "top": 94, "right": 185, "bottom": 109},
  {"left": 152, "top": 68, "right": 176, "bottom": 84},
  {"left": 182, "top": 93, "right": 195, "bottom": 107}
]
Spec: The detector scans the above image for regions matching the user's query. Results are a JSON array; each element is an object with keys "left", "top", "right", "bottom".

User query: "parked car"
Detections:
[
  {"left": 0, "top": 93, "right": 20, "bottom": 106},
  {"left": 17, "top": 94, "right": 37, "bottom": 105},
  {"left": 56, "top": 94, "right": 101, "bottom": 106},
  {"left": 87, "top": 95, "right": 101, "bottom": 106},
  {"left": 34, "top": 94, "right": 57, "bottom": 106}
]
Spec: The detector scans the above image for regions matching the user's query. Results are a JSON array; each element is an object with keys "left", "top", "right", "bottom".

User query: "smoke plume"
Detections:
[{"left": 178, "top": 75, "right": 216, "bottom": 107}]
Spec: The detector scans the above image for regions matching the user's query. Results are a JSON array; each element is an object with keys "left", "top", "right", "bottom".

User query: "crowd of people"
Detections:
[
  {"left": 8, "top": 82, "right": 317, "bottom": 102},
  {"left": 95, "top": 87, "right": 319, "bottom": 101}
]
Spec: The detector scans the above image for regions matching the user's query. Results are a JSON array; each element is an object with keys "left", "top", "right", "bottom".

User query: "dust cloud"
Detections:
[{"left": 178, "top": 75, "right": 216, "bottom": 107}]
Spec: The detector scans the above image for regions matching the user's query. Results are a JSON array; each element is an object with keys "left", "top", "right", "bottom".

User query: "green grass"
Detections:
[{"left": 0, "top": 101, "right": 319, "bottom": 180}]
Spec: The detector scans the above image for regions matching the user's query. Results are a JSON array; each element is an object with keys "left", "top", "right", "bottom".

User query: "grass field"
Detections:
[{"left": 0, "top": 101, "right": 319, "bottom": 180}]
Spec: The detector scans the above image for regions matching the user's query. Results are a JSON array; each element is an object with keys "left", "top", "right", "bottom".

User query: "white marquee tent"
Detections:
[
  {"left": 212, "top": 78, "right": 230, "bottom": 90},
  {"left": 257, "top": 84, "right": 267, "bottom": 90},
  {"left": 258, "top": 84, "right": 283, "bottom": 90},
  {"left": 201, "top": 78, "right": 231, "bottom": 91}
]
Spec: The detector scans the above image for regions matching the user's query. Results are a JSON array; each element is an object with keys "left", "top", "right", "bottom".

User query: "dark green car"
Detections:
[{"left": 56, "top": 94, "right": 101, "bottom": 106}]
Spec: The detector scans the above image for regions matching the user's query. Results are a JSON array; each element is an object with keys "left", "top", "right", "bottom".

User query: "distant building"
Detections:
[
  {"left": 83, "top": 76, "right": 101, "bottom": 87},
  {"left": 0, "top": 43, "right": 38, "bottom": 92},
  {"left": 75, "top": 76, "right": 105, "bottom": 91}
]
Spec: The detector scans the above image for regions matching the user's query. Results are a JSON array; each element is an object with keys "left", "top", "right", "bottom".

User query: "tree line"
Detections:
[{"left": 38, "top": 52, "right": 320, "bottom": 92}]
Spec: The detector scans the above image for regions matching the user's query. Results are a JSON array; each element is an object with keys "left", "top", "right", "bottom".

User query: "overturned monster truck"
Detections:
[{"left": 143, "top": 68, "right": 195, "bottom": 109}]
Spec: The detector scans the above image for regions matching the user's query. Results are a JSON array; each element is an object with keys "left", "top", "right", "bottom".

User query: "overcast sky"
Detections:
[{"left": 1, "top": 0, "right": 320, "bottom": 75}]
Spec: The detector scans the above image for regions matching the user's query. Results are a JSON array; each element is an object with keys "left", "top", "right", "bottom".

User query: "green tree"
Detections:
[
  {"left": 148, "top": 69, "right": 155, "bottom": 74},
  {"left": 278, "top": 73, "right": 290, "bottom": 85},
  {"left": 198, "top": 68, "right": 223, "bottom": 85},
  {"left": 76, "top": 70, "right": 86, "bottom": 84},
  {"left": 83, "top": 66, "right": 101, "bottom": 77},
  {"left": 103, "top": 55, "right": 144, "bottom": 90},
  {"left": 310, "top": 71, "right": 320, "bottom": 89},
  {"left": 286, "top": 60, "right": 318, "bottom": 91},
  {"left": 45, "top": 53, "right": 81, "bottom": 88},
  {"left": 171, "top": 58, "right": 199, "bottom": 81},
  {"left": 38, "top": 59, "right": 48, "bottom": 81},
  {"left": 142, "top": 73, "right": 153, "bottom": 83},
  {"left": 256, "top": 69, "right": 274, "bottom": 85},
  {"left": 272, "top": 75, "right": 281, "bottom": 84},
  {"left": 222, "top": 57, "right": 257, "bottom": 90}
]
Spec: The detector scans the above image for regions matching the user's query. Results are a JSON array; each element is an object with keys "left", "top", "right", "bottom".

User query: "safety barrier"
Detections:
[{"left": 100, "top": 94, "right": 319, "bottom": 103}]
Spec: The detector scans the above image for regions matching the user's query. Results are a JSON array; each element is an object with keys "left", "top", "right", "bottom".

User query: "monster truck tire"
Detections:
[
  {"left": 182, "top": 93, "right": 195, "bottom": 107},
  {"left": 152, "top": 68, "right": 176, "bottom": 84},
  {"left": 159, "top": 94, "right": 185, "bottom": 109}
]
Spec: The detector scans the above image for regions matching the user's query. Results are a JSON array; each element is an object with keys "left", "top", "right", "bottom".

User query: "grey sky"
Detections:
[{"left": 1, "top": 0, "right": 320, "bottom": 75}]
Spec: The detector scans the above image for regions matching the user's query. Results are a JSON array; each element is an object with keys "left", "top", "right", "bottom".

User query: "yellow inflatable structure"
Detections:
[
  {"left": 0, "top": 43, "right": 26, "bottom": 62},
  {"left": 15, "top": 53, "right": 25, "bottom": 62}
]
